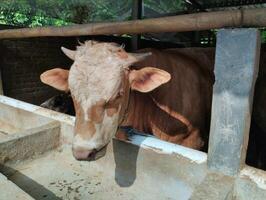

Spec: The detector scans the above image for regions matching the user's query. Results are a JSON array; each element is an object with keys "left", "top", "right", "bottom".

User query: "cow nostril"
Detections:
[
  {"left": 87, "top": 149, "right": 97, "bottom": 160},
  {"left": 72, "top": 146, "right": 106, "bottom": 161}
]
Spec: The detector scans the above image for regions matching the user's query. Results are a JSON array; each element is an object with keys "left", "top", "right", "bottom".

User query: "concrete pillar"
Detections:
[{"left": 207, "top": 28, "right": 261, "bottom": 176}]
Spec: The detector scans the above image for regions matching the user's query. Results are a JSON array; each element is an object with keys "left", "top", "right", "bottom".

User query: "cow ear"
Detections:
[
  {"left": 128, "top": 67, "right": 171, "bottom": 93},
  {"left": 40, "top": 68, "right": 69, "bottom": 91}
]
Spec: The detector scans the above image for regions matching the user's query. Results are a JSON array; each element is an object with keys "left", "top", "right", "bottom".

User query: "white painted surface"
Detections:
[
  {"left": 0, "top": 95, "right": 75, "bottom": 125},
  {"left": 128, "top": 134, "right": 207, "bottom": 164}
]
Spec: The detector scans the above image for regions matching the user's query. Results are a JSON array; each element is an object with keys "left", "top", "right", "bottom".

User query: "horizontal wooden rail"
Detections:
[{"left": 0, "top": 8, "right": 265, "bottom": 39}]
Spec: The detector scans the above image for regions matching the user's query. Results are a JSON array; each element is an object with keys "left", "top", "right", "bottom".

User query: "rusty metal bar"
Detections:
[{"left": 0, "top": 8, "right": 265, "bottom": 39}]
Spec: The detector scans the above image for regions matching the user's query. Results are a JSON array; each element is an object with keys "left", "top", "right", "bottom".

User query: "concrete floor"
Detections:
[
  {"left": 2, "top": 139, "right": 202, "bottom": 200},
  {"left": 3, "top": 147, "right": 134, "bottom": 200}
]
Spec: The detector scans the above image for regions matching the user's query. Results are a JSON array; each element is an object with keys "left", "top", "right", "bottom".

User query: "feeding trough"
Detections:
[
  {"left": 0, "top": 95, "right": 208, "bottom": 200},
  {"left": 2, "top": 95, "right": 264, "bottom": 200},
  {"left": 0, "top": 100, "right": 60, "bottom": 164}
]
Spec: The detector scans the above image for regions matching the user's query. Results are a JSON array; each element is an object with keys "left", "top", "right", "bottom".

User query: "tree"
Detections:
[{"left": 0, "top": 0, "right": 133, "bottom": 27}]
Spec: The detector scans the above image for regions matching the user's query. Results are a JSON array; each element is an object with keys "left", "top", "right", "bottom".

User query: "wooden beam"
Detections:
[{"left": 0, "top": 8, "right": 265, "bottom": 39}]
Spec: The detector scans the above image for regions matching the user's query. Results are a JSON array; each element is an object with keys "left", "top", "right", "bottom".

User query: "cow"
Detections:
[{"left": 40, "top": 40, "right": 214, "bottom": 161}]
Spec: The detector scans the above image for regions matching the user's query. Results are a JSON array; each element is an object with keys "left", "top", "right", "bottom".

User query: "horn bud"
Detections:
[{"left": 61, "top": 46, "right": 76, "bottom": 60}]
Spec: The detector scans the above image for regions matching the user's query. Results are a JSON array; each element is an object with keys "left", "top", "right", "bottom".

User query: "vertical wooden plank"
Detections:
[
  {"left": 131, "top": 0, "right": 142, "bottom": 51},
  {"left": 207, "top": 28, "right": 261, "bottom": 176}
]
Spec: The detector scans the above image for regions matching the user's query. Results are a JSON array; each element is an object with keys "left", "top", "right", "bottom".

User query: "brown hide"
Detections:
[{"left": 122, "top": 48, "right": 215, "bottom": 149}]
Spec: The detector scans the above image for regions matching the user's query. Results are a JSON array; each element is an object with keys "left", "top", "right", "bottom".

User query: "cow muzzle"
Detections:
[{"left": 72, "top": 145, "right": 107, "bottom": 161}]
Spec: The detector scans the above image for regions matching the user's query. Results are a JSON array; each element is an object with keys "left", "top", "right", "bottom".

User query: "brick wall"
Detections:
[{"left": 0, "top": 36, "right": 76, "bottom": 105}]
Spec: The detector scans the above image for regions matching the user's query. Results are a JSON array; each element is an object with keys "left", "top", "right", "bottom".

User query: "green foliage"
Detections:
[
  {"left": 0, "top": 0, "right": 133, "bottom": 27},
  {"left": 0, "top": 0, "right": 187, "bottom": 27},
  {"left": 143, "top": 0, "right": 185, "bottom": 16}
]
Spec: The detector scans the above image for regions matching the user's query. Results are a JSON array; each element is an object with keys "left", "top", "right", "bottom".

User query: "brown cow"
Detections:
[{"left": 40, "top": 41, "right": 213, "bottom": 161}]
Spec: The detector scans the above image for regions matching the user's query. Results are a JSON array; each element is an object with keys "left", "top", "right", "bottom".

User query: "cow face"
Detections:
[{"left": 40, "top": 41, "right": 171, "bottom": 161}]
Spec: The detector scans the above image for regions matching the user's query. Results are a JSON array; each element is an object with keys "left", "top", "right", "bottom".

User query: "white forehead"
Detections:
[
  {"left": 75, "top": 41, "right": 122, "bottom": 62},
  {"left": 68, "top": 41, "right": 124, "bottom": 105}
]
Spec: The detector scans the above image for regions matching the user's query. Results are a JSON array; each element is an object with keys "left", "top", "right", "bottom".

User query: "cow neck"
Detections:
[
  {"left": 150, "top": 95, "right": 193, "bottom": 133},
  {"left": 118, "top": 71, "right": 131, "bottom": 126}
]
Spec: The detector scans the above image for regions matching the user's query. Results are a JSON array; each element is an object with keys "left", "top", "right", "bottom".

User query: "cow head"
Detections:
[{"left": 40, "top": 41, "right": 171, "bottom": 161}]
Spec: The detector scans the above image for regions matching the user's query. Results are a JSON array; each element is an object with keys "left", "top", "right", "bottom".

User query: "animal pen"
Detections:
[{"left": 0, "top": 1, "right": 266, "bottom": 200}]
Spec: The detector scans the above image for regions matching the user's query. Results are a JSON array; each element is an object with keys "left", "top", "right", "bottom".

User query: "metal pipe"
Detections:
[{"left": 0, "top": 8, "right": 265, "bottom": 39}]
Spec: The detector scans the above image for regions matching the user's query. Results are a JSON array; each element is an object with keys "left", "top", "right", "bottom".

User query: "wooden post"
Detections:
[
  {"left": 207, "top": 29, "right": 261, "bottom": 176},
  {"left": 131, "top": 0, "right": 142, "bottom": 51}
]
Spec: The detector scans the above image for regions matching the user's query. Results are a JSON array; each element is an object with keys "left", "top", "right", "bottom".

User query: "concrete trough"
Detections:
[
  {"left": 0, "top": 95, "right": 265, "bottom": 200},
  {"left": 0, "top": 101, "right": 60, "bottom": 164}
]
